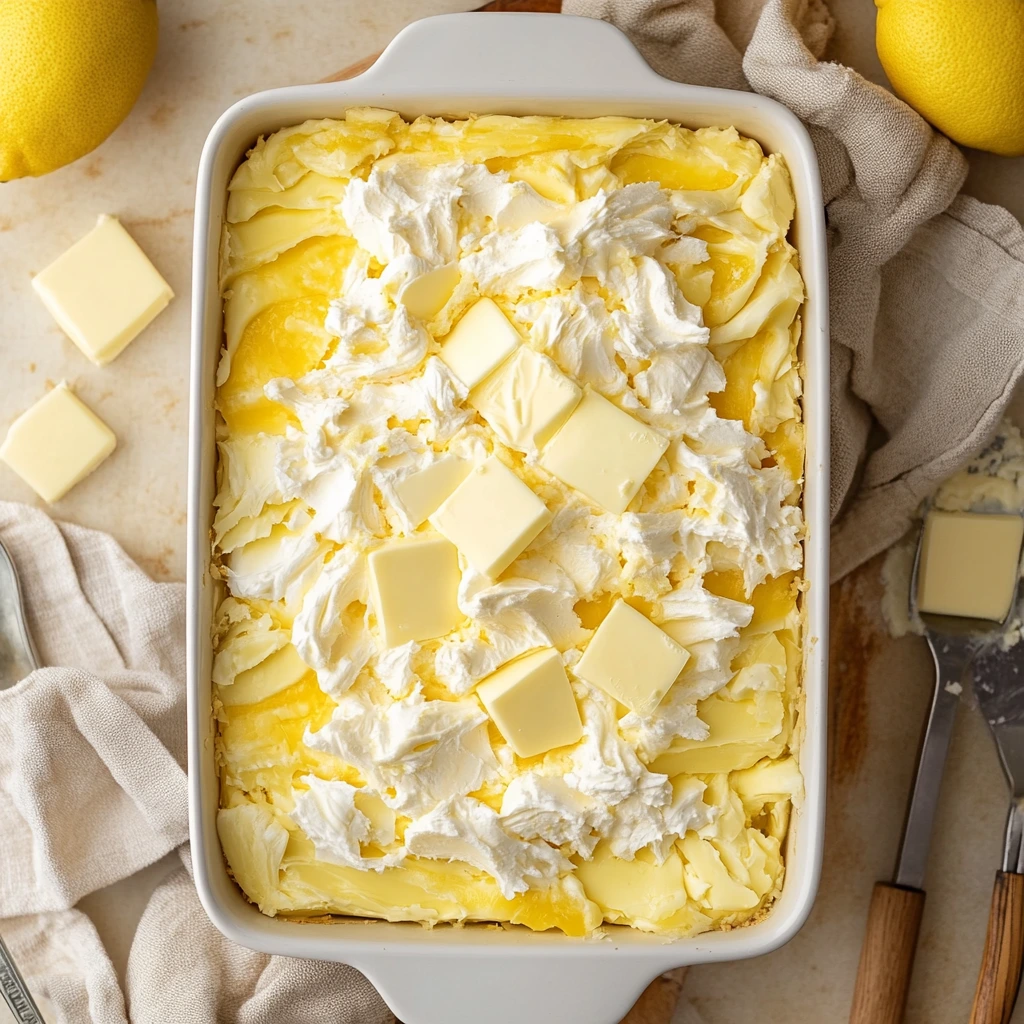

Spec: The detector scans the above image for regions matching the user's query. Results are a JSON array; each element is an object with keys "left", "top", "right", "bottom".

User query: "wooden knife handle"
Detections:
[
  {"left": 849, "top": 882, "right": 925, "bottom": 1024},
  {"left": 971, "top": 871, "right": 1024, "bottom": 1024}
]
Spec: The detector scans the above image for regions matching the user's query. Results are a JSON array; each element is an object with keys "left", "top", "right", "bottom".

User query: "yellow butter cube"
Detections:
[
  {"left": 575, "top": 601, "right": 688, "bottom": 717},
  {"left": 477, "top": 647, "right": 582, "bottom": 758},
  {"left": 438, "top": 297, "right": 520, "bottom": 389},
  {"left": 368, "top": 535, "right": 464, "bottom": 647},
  {"left": 470, "top": 346, "right": 581, "bottom": 452},
  {"left": 430, "top": 456, "right": 551, "bottom": 578},
  {"left": 393, "top": 456, "right": 473, "bottom": 528},
  {"left": 398, "top": 263, "right": 460, "bottom": 321},
  {"left": 539, "top": 390, "right": 668, "bottom": 514},
  {"left": 917, "top": 510, "right": 1024, "bottom": 622},
  {"left": 0, "top": 382, "right": 116, "bottom": 503},
  {"left": 32, "top": 215, "right": 173, "bottom": 366}
]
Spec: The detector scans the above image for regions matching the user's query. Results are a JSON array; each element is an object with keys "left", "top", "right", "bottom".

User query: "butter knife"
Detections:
[
  {"left": 0, "top": 540, "right": 37, "bottom": 689},
  {"left": 850, "top": 516, "right": 1022, "bottom": 1024},
  {"left": 969, "top": 644, "right": 1024, "bottom": 1024},
  {"left": 0, "top": 538, "right": 45, "bottom": 1024}
]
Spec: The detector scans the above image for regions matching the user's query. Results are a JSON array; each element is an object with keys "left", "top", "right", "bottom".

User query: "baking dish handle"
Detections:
[
  {"left": 362, "top": 954, "right": 661, "bottom": 1024},
  {"left": 353, "top": 12, "right": 664, "bottom": 98}
]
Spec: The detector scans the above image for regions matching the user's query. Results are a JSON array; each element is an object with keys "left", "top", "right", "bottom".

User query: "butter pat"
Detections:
[
  {"left": 431, "top": 456, "right": 551, "bottom": 578},
  {"left": 438, "top": 298, "right": 520, "bottom": 388},
  {"left": 477, "top": 647, "right": 582, "bottom": 758},
  {"left": 575, "top": 601, "right": 689, "bottom": 716},
  {"left": 470, "top": 346, "right": 581, "bottom": 452},
  {"left": 33, "top": 215, "right": 173, "bottom": 366},
  {"left": 0, "top": 382, "right": 116, "bottom": 502},
  {"left": 539, "top": 390, "right": 668, "bottom": 514},
  {"left": 917, "top": 510, "right": 1024, "bottom": 621},
  {"left": 393, "top": 456, "right": 473, "bottom": 528},
  {"left": 399, "top": 263, "right": 460, "bottom": 321},
  {"left": 368, "top": 535, "right": 463, "bottom": 647}
]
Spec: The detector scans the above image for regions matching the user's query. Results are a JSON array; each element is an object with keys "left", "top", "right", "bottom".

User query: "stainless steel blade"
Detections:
[
  {"left": 0, "top": 539, "right": 37, "bottom": 690},
  {"left": 893, "top": 633, "right": 970, "bottom": 890},
  {"left": 0, "top": 540, "right": 44, "bottom": 1023},
  {"left": 972, "top": 646, "right": 1024, "bottom": 872},
  {"left": 892, "top": 515, "right": 1023, "bottom": 889},
  {"left": 0, "top": 935, "right": 44, "bottom": 1024}
]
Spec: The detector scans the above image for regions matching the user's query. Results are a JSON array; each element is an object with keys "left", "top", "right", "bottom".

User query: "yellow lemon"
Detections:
[
  {"left": 0, "top": 0, "right": 158, "bottom": 180},
  {"left": 875, "top": 0, "right": 1024, "bottom": 156}
]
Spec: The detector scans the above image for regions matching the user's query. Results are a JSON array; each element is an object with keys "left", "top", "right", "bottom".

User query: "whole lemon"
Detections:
[
  {"left": 0, "top": 0, "right": 159, "bottom": 181},
  {"left": 875, "top": 0, "right": 1024, "bottom": 156}
]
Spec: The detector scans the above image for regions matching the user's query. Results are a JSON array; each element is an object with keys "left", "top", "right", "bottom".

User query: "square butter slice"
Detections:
[
  {"left": 477, "top": 647, "right": 582, "bottom": 758},
  {"left": 33, "top": 215, "right": 173, "bottom": 366},
  {"left": 438, "top": 298, "right": 520, "bottom": 389},
  {"left": 368, "top": 535, "right": 464, "bottom": 648},
  {"left": 539, "top": 389, "right": 668, "bottom": 514},
  {"left": 575, "top": 600, "right": 689, "bottom": 717},
  {"left": 0, "top": 382, "right": 116, "bottom": 503},
  {"left": 392, "top": 456, "right": 473, "bottom": 528},
  {"left": 917, "top": 510, "right": 1024, "bottom": 621},
  {"left": 469, "top": 346, "right": 581, "bottom": 452},
  {"left": 430, "top": 456, "right": 551, "bottom": 579}
]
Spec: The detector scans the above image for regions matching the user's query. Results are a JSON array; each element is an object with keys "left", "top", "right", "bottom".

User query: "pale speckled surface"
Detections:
[
  {"left": 0, "top": 0, "right": 478, "bottom": 583},
  {"left": 1, "top": 2, "right": 1022, "bottom": 1022}
]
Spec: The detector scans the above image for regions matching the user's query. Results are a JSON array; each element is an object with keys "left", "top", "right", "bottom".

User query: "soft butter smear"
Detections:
[{"left": 213, "top": 110, "right": 806, "bottom": 937}]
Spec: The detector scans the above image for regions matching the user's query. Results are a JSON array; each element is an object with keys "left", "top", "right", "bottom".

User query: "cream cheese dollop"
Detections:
[
  {"left": 340, "top": 157, "right": 559, "bottom": 268},
  {"left": 290, "top": 775, "right": 402, "bottom": 872},
  {"left": 404, "top": 794, "right": 571, "bottom": 899},
  {"left": 562, "top": 689, "right": 716, "bottom": 862},
  {"left": 434, "top": 560, "right": 585, "bottom": 696},
  {"left": 215, "top": 135, "right": 805, "bottom": 927},
  {"left": 303, "top": 686, "right": 496, "bottom": 818},
  {"left": 290, "top": 546, "right": 372, "bottom": 698}
]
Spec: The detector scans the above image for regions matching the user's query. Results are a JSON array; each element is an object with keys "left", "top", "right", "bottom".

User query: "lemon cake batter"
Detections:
[{"left": 213, "top": 109, "right": 806, "bottom": 937}]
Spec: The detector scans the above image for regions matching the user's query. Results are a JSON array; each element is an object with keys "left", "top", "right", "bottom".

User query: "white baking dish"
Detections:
[{"left": 187, "top": 13, "right": 829, "bottom": 1024}]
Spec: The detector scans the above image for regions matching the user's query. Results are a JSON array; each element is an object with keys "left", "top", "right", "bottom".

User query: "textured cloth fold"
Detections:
[
  {"left": 125, "top": 854, "right": 391, "bottom": 1024},
  {"left": 567, "top": 0, "right": 1024, "bottom": 579},
  {"left": 0, "top": 503, "right": 390, "bottom": 1024}
]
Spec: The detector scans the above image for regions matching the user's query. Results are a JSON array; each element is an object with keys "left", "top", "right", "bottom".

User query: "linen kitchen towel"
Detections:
[{"left": 0, "top": 502, "right": 391, "bottom": 1024}]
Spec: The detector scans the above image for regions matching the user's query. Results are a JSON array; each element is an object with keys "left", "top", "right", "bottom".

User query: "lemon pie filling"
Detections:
[{"left": 213, "top": 110, "right": 805, "bottom": 937}]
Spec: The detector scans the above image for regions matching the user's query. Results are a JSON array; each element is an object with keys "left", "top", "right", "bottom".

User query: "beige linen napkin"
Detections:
[
  {"left": 0, "top": 502, "right": 390, "bottom": 1024},
  {"left": 567, "top": 0, "right": 1024, "bottom": 580}
]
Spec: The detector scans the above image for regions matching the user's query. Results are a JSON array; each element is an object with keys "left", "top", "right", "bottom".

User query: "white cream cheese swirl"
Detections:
[
  {"left": 304, "top": 685, "right": 496, "bottom": 818},
  {"left": 215, "top": 149, "right": 804, "bottom": 902}
]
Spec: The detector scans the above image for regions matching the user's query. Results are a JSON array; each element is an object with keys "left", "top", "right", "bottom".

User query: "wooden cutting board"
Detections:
[{"left": 326, "top": 5, "right": 686, "bottom": 1021}]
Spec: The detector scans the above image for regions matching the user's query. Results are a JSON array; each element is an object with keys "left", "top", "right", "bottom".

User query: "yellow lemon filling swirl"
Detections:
[{"left": 213, "top": 109, "right": 806, "bottom": 937}]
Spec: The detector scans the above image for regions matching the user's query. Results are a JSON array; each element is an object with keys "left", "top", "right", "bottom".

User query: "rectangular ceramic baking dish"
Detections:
[{"left": 187, "top": 13, "right": 829, "bottom": 1024}]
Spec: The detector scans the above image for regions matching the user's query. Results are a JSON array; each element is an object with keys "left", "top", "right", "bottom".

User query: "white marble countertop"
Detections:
[{"left": 1, "top": 2, "right": 1021, "bottom": 1022}]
